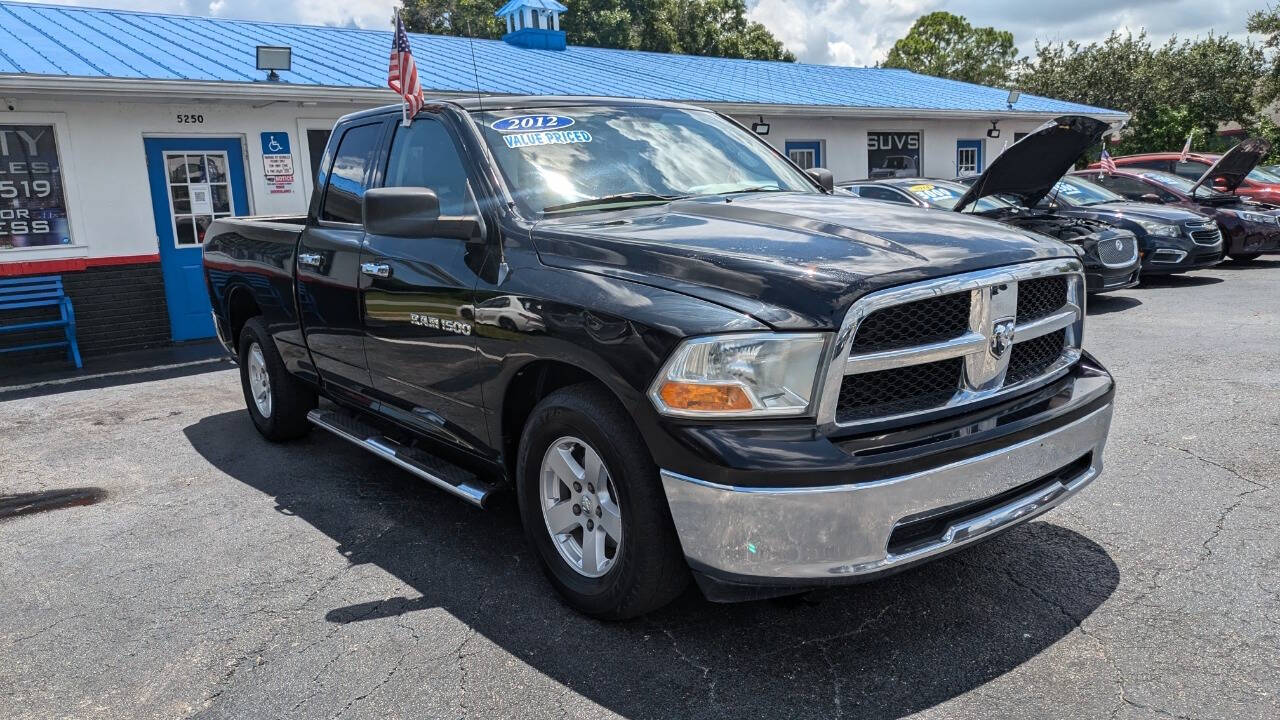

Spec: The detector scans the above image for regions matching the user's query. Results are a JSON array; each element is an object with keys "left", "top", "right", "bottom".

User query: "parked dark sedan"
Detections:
[
  {"left": 842, "top": 116, "right": 1145, "bottom": 293},
  {"left": 1073, "top": 139, "right": 1280, "bottom": 261},
  {"left": 842, "top": 177, "right": 1140, "bottom": 292},
  {"left": 1036, "top": 175, "right": 1223, "bottom": 274}
]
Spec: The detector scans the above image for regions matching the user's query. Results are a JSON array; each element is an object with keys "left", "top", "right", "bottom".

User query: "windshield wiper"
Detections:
[
  {"left": 720, "top": 185, "right": 785, "bottom": 194},
  {"left": 542, "top": 193, "right": 686, "bottom": 214}
]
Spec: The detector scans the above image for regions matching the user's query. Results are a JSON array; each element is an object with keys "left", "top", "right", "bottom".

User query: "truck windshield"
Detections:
[{"left": 473, "top": 106, "right": 817, "bottom": 215}]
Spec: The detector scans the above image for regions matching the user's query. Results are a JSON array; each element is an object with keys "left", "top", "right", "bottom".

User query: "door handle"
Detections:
[
  {"left": 360, "top": 262, "right": 391, "bottom": 278},
  {"left": 297, "top": 252, "right": 323, "bottom": 269}
]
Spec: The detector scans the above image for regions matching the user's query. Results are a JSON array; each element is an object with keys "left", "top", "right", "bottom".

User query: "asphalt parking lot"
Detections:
[{"left": 2, "top": 260, "right": 1278, "bottom": 720}]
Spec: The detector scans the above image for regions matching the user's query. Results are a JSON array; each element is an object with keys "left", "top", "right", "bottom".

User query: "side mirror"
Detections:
[
  {"left": 805, "top": 167, "right": 834, "bottom": 192},
  {"left": 1139, "top": 193, "right": 1164, "bottom": 204},
  {"left": 363, "top": 187, "right": 482, "bottom": 240}
]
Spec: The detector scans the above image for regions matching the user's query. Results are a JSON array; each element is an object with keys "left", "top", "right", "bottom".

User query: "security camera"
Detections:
[{"left": 2, "top": 98, "right": 15, "bottom": 112}]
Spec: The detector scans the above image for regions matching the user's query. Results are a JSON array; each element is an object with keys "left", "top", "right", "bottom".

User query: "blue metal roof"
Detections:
[{"left": 0, "top": 1, "right": 1124, "bottom": 116}]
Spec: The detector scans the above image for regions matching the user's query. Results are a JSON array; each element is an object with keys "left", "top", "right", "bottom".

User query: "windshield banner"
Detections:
[{"left": 867, "top": 131, "right": 921, "bottom": 180}]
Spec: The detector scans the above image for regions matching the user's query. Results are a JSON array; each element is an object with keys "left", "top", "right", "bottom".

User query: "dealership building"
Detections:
[{"left": 0, "top": 0, "right": 1125, "bottom": 369}]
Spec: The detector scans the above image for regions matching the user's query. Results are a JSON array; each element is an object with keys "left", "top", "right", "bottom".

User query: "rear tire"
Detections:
[
  {"left": 516, "top": 383, "right": 688, "bottom": 619},
  {"left": 1229, "top": 252, "right": 1262, "bottom": 262},
  {"left": 238, "top": 317, "right": 317, "bottom": 442}
]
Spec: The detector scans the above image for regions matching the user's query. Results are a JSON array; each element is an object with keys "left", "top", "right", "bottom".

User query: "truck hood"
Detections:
[
  {"left": 531, "top": 192, "right": 1073, "bottom": 329},
  {"left": 1191, "top": 138, "right": 1272, "bottom": 194},
  {"left": 957, "top": 115, "right": 1111, "bottom": 209}
]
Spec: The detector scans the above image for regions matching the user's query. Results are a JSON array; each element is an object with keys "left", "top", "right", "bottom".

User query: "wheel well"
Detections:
[
  {"left": 501, "top": 361, "right": 602, "bottom": 480},
  {"left": 226, "top": 286, "right": 261, "bottom": 350}
]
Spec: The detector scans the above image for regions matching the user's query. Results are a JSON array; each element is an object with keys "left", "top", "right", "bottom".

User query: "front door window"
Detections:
[{"left": 163, "top": 151, "right": 233, "bottom": 247}]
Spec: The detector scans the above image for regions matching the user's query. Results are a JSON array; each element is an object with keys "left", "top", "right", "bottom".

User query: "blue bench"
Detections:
[{"left": 0, "top": 275, "right": 83, "bottom": 369}]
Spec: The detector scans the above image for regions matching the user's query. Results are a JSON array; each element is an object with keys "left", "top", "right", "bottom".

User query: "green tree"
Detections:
[
  {"left": 1247, "top": 6, "right": 1280, "bottom": 105},
  {"left": 1018, "top": 31, "right": 1265, "bottom": 157},
  {"left": 881, "top": 11, "right": 1017, "bottom": 86},
  {"left": 400, "top": 0, "right": 794, "bottom": 61},
  {"left": 400, "top": 0, "right": 504, "bottom": 39}
]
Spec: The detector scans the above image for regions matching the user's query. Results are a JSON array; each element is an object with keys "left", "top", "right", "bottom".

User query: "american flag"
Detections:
[
  {"left": 388, "top": 13, "right": 424, "bottom": 126},
  {"left": 1100, "top": 149, "right": 1117, "bottom": 174},
  {"left": 1178, "top": 132, "right": 1194, "bottom": 163}
]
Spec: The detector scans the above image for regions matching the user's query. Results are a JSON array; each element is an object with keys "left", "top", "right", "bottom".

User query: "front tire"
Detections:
[
  {"left": 238, "top": 317, "right": 317, "bottom": 442},
  {"left": 516, "top": 383, "right": 688, "bottom": 619},
  {"left": 1229, "top": 252, "right": 1262, "bottom": 262}
]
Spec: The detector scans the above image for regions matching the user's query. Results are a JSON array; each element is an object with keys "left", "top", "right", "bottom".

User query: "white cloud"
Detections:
[
  {"left": 749, "top": 0, "right": 937, "bottom": 66},
  {"left": 747, "top": 0, "right": 1271, "bottom": 66}
]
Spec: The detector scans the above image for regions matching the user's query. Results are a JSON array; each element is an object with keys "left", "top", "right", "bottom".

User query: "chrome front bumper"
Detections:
[{"left": 660, "top": 401, "right": 1112, "bottom": 583}]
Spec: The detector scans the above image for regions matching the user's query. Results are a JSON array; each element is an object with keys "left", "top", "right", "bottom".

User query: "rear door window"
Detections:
[{"left": 321, "top": 122, "right": 383, "bottom": 224}]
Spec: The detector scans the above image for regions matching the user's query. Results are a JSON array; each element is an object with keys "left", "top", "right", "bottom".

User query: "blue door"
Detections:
[
  {"left": 956, "top": 139, "right": 984, "bottom": 177},
  {"left": 144, "top": 138, "right": 250, "bottom": 341}
]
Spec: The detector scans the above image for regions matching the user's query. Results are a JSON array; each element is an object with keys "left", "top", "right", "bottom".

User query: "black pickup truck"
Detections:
[{"left": 203, "top": 97, "right": 1115, "bottom": 619}]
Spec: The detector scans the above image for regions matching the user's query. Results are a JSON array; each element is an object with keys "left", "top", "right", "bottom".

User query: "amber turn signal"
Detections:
[{"left": 657, "top": 382, "right": 753, "bottom": 412}]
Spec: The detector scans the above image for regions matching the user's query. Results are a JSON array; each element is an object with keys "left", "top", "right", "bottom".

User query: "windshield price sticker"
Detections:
[
  {"left": 909, "top": 185, "right": 954, "bottom": 201},
  {"left": 503, "top": 130, "right": 592, "bottom": 149},
  {"left": 491, "top": 114, "right": 576, "bottom": 133},
  {"left": 1055, "top": 181, "right": 1081, "bottom": 195}
]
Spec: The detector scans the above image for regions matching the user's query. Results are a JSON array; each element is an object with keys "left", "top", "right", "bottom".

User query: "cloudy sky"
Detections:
[{"left": 24, "top": 0, "right": 1277, "bottom": 66}]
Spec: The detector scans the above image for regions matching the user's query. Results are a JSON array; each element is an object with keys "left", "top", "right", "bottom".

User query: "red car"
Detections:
[
  {"left": 1073, "top": 139, "right": 1280, "bottom": 261},
  {"left": 1091, "top": 151, "right": 1280, "bottom": 203}
]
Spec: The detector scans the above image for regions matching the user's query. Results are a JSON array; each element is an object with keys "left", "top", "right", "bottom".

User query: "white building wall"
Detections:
[
  {"left": 0, "top": 95, "right": 354, "bottom": 264},
  {"left": 731, "top": 114, "right": 1048, "bottom": 184}
]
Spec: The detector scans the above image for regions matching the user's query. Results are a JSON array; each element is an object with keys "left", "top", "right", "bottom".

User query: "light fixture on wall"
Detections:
[
  {"left": 986, "top": 120, "right": 1001, "bottom": 139},
  {"left": 256, "top": 46, "right": 292, "bottom": 82},
  {"left": 1006, "top": 89, "right": 1021, "bottom": 109},
  {"left": 751, "top": 116, "right": 770, "bottom": 135}
]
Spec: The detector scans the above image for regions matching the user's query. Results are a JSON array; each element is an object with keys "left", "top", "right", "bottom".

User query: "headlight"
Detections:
[
  {"left": 650, "top": 333, "right": 827, "bottom": 417},
  {"left": 1236, "top": 210, "right": 1277, "bottom": 225},
  {"left": 1136, "top": 219, "right": 1179, "bottom": 237}
]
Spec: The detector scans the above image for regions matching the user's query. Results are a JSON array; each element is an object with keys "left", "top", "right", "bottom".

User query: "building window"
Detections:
[
  {"left": 956, "top": 139, "right": 983, "bottom": 176},
  {"left": 163, "top": 151, "right": 233, "bottom": 246},
  {"left": 785, "top": 140, "right": 822, "bottom": 170},
  {"left": 867, "top": 131, "right": 921, "bottom": 179},
  {"left": 0, "top": 124, "right": 72, "bottom": 250}
]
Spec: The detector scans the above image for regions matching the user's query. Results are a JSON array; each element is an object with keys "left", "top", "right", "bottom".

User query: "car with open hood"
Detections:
[
  {"left": 1097, "top": 150, "right": 1280, "bottom": 204},
  {"left": 1035, "top": 175, "right": 1223, "bottom": 274},
  {"left": 843, "top": 116, "right": 1142, "bottom": 293},
  {"left": 201, "top": 97, "right": 1115, "bottom": 618},
  {"left": 1075, "top": 138, "right": 1280, "bottom": 261}
]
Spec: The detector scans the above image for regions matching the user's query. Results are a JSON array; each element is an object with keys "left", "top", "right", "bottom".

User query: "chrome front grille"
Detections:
[
  {"left": 818, "top": 259, "right": 1085, "bottom": 429},
  {"left": 1095, "top": 234, "right": 1139, "bottom": 268},
  {"left": 1017, "top": 276, "right": 1068, "bottom": 323},
  {"left": 850, "top": 292, "right": 971, "bottom": 352},
  {"left": 1187, "top": 222, "right": 1222, "bottom": 246}
]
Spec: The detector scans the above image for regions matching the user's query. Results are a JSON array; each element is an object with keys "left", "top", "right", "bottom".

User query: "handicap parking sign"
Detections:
[{"left": 260, "top": 132, "right": 290, "bottom": 156}]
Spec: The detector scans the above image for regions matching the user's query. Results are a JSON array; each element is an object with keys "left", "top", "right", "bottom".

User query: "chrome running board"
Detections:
[{"left": 306, "top": 409, "right": 493, "bottom": 508}]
